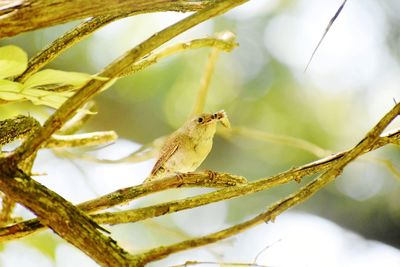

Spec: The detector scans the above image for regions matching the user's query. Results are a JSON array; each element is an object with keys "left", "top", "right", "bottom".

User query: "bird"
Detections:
[{"left": 143, "top": 110, "right": 230, "bottom": 183}]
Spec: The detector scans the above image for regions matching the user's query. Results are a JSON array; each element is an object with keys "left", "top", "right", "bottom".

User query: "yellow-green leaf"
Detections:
[
  {"left": 0, "top": 80, "right": 24, "bottom": 101},
  {"left": 22, "top": 88, "right": 74, "bottom": 109},
  {"left": 0, "top": 91, "right": 24, "bottom": 101},
  {"left": 0, "top": 45, "right": 28, "bottom": 79},
  {"left": 23, "top": 69, "right": 98, "bottom": 90},
  {"left": 22, "top": 88, "right": 53, "bottom": 97},
  {"left": 25, "top": 95, "right": 63, "bottom": 109},
  {"left": 41, "top": 94, "right": 70, "bottom": 108}
]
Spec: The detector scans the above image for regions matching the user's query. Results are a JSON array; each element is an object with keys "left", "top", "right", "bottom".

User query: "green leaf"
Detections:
[
  {"left": 23, "top": 69, "right": 107, "bottom": 90},
  {"left": 24, "top": 94, "right": 64, "bottom": 108},
  {"left": 27, "top": 94, "right": 69, "bottom": 109},
  {"left": 22, "top": 88, "right": 74, "bottom": 109},
  {"left": 41, "top": 94, "right": 72, "bottom": 108},
  {"left": 0, "top": 79, "right": 24, "bottom": 101},
  {"left": 22, "top": 88, "right": 54, "bottom": 97},
  {"left": 0, "top": 45, "right": 28, "bottom": 79}
]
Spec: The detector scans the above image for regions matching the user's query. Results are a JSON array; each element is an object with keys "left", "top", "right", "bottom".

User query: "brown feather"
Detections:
[{"left": 150, "top": 142, "right": 179, "bottom": 176}]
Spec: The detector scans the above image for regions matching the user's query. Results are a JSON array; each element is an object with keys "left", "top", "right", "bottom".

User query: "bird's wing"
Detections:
[{"left": 150, "top": 141, "right": 179, "bottom": 176}]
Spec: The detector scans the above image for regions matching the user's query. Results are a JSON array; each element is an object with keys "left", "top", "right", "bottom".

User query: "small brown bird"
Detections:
[{"left": 144, "top": 110, "right": 230, "bottom": 183}]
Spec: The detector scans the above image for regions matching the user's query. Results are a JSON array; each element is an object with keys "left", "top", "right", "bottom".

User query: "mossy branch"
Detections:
[
  {"left": 0, "top": 1, "right": 249, "bottom": 266},
  {"left": 0, "top": 0, "right": 212, "bottom": 39},
  {"left": 0, "top": 115, "right": 41, "bottom": 146},
  {"left": 1, "top": 125, "right": 399, "bottom": 242},
  {"left": 15, "top": 1, "right": 212, "bottom": 82},
  {"left": 0, "top": 171, "right": 248, "bottom": 241},
  {"left": 0, "top": 170, "right": 132, "bottom": 266}
]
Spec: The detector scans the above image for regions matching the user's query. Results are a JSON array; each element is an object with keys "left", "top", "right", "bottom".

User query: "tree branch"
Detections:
[
  {"left": 0, "top": 115, "right": 40, "bottom": 146},
  {"left": 1, "top": 126, "right": 398, "bottom": 241},
  {"left": 90, "top": 126, "right": 400, "bottom": 226},
  {"left": 132, "top": 102, "right": 400, "bottom": 264},
  {"left": 45, "top": 131, "right": 117, "bottom": 148},
  {"left": 0, "top": 170, "right": 132, "bottom": 266},
  {"left": 9, "top": 0, "right": 249, "bottom": 165},
  {"left": 119, "top": 32, "right": 237, "bottom": 78},
  {"left": 0, "top": 0, "right": 212, "bottom": 39},
  {"left": 0, "top": 1, "right": 250, "bottom": 265},
  {"left": 0, "top": 115, "right": 117, "bottom": 151},
  {"left": 15, "top": 1, "right": 214, "bottom": 82},
  {"left": 0, "top": 172, "right": 247, "bottom": 241},
  {"left": 222, "top": 126, "right": 331, "bottom": 158},
  {"left": 191, "top": 32, "right": 231, "bottom": 116},
  {"left": 0, "top": 194, "right": 16, "bottom": 226}
]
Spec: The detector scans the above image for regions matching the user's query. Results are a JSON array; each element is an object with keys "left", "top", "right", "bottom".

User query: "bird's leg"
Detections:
[
  {"left": 205, "top": 170, "right": 218, "bottom": 180},
  {"left": 175, "top": 172, "right": 186, "bottom": 187}
]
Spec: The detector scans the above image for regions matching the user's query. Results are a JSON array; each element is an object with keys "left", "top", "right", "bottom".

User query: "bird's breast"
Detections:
[{"left": 166, "top": 136, "right": 213, "bottom": 173}]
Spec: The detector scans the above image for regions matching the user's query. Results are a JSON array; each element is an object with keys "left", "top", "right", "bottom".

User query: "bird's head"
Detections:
[{"left": 185, "top": 110, "right": 230, "bottom": 137}]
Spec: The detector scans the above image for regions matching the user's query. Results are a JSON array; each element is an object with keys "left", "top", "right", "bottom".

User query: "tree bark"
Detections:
[{"left": 0, "top": 166, "right": 133, "bottom": 266}]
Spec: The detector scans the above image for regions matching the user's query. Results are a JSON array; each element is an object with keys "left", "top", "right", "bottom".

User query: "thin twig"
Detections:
[
  {"left": 222, "top": 126, "right": 331, "bottom": 157},
  {"left": 304, "top": 0, "right": 348, "bottom": 72},
  {"left": 56, "top": 146, "right": 156, "bottom": 164},
  {"left": 120, "top": 32, "right": 237, "bottom": 79},
  {"left": 58, "top": 135, "right": 165, "bottom": 164},
  {"left": 191, "top": 32, "right": 235, "bottom": 116},
  {"left": 253, "top": 239, "right": 281, "bottom": 264},
  {"left": 173, "top": 261, "right": 268, "bottom": 267},
  {"left": 0, "top": 194, "right": 16, "bottom": 226},
  {"left": 58, "top": 101, "right": 97, "bottom": 135},
  {"left": 192, "top": 48, "right": 220, "bottom": 116},
  {"left": 372, "top": 158, "right": 400, "bottom": 181},
  {"left": 45, "top": 131, "right": 117, "bottom": 148}
]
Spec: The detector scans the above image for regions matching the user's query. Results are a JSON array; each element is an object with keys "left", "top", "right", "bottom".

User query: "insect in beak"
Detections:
[
  {"left": 215, "top": 110, "right": 230, "bottom": 128},
  {"left": 219, "top": 116, "right": 231, "bottom": 128}
]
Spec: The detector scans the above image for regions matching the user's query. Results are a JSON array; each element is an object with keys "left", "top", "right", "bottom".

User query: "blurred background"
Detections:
[{"left": 1, "top": 0, "right": 400, "bottom": 266}]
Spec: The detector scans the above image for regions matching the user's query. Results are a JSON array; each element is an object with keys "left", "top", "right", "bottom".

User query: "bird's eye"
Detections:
[{"left": 197, "top": 117, "right": 204, "bottom": 123}]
